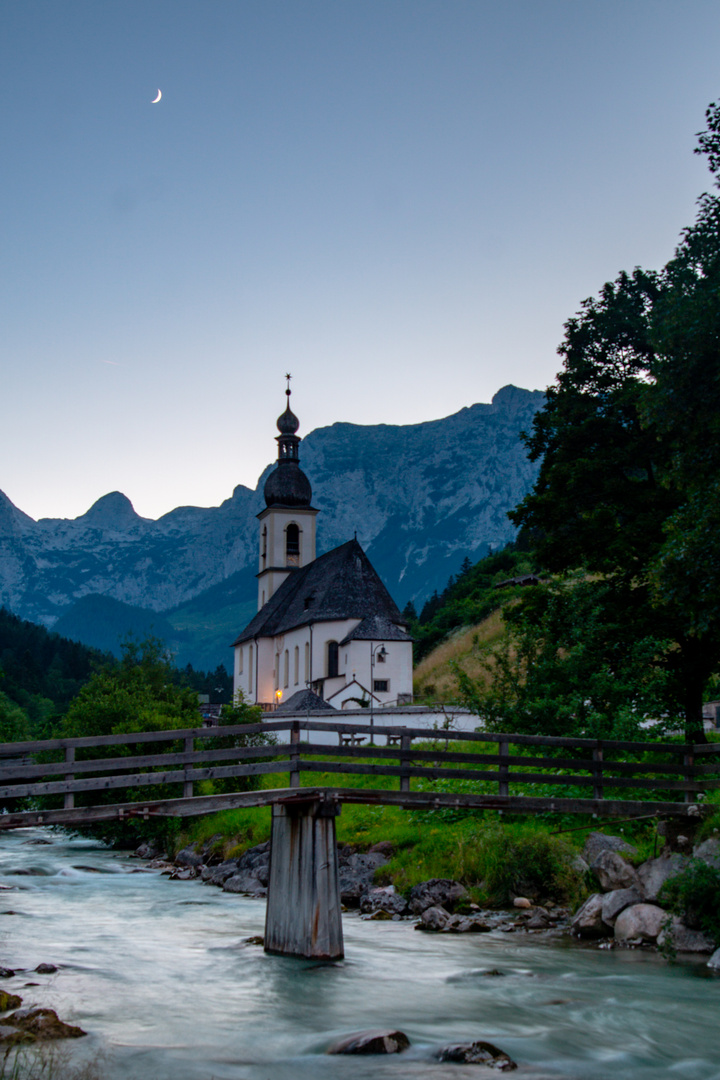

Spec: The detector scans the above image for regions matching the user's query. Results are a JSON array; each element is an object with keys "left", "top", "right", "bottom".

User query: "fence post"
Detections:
[
  {"left": 683, "top": 746, "right": 695, "bottom": 804},
  {"left": 498, "top": 738, "right": 509, "bottom": 798},
  {"left": 290, "top": 723, "right": 301, "bottom": 788},
  {"left": 592, "top": 745, "right": 604, "bottom": 802},
  {"left": 400, "top": 733, "right": 412, "bottom": 793},
  {"left": 183, "top": 737, "right": 194, "bottom": 799},
  {"left": 63, "top": 746, "right": 75, "bottom": 810}
]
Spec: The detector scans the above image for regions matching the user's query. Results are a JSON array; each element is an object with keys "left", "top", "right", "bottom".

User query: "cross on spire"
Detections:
[{"left": 285, "top": 372, "right": 292, "bottom": 396}]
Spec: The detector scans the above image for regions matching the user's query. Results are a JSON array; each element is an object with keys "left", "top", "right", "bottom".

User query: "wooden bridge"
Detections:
[{"left": 0, "top": 717, "right": 717, "bottom": 960}]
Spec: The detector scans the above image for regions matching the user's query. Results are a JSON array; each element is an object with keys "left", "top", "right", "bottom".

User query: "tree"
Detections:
[{"left": 502, "top": 104, "right": 720, "bottom": 739}]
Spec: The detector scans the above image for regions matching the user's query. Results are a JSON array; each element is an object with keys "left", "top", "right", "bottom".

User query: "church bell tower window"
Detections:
[{"left": 286, "top": 523, "right": 300, "bottom": 566}]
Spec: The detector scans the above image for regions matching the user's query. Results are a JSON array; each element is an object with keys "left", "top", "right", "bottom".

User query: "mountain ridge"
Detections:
[{"left": 0, "top": 385, "right": 544, "bottom": 665}]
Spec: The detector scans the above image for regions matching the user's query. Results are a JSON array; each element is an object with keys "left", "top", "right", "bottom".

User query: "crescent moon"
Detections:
[{"left": 151, "top": 89, "right": 162, "bottom": 103}]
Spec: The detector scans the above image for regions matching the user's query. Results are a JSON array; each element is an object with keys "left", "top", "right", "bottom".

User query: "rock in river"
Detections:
[
  {"left": 437, "top": 1040, "right": 517, "bottom": 1070},
  {"left": 327, "top": 1029, "right": 410, "bottom": 1055}
]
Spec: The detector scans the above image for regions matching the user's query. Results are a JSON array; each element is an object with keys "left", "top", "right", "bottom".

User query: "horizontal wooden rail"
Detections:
[{"left": 0, "top": 720, "right": 716, "bottom": 823}]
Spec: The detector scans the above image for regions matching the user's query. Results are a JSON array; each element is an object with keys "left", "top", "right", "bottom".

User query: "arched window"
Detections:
[
  {"left": 304, "top": 642, "right": 310, "bottom": 682},
  {"left": 274, "top": 655, "right": 280, "bottom": 691},
  {"left": 284, "top": 649, "right": 289, "bottom": 688},
  {"left": 286, "top": 523, "right": 300, "bottom": 566},
  {"left": 238, "top": 647, "right": 243, "bottom": 675},
  {"left": 248, "top": 645, "right": 253, "bottom": 694},
  {"left": 261, "top": 526, "right": 267, "bottom": 568},
  {"left": 294, "top": 645, "right": 299, "bottom": 685},
  {"left": 327, "top": 640, "right": 339, "bottom": 679}
]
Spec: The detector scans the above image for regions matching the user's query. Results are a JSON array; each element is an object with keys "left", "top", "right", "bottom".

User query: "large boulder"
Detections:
[
  {"left": 571, "top": 894, "right": 611, "bottom": 939},
  {"left": 359, "top": 886, "right": 408, "bottom": 916},
  {"left": 583, "top": 832, "right": 637, "bottom": 865},
  {"left": 590, "top": 851, "right": 640, "bottom": 892},
  {"left": 408, "top": 879, "right": 469, "bottom": 915},
  {"left": 338, "top": 852, "right": 387, "bottom": 906},
  {"left": 327, "top": 1029, "right": 410, "bottom": 1055},
  {"left": 601, "top": 888, "right": 644, "bottom": 927},
  {"left": 202, "top": 859, "right": 241, "bottom": 886},
  {"left": 657, "top": 917, "right": 716, "bottom": 954},
  {"left": 637, "top": 854, "right": 688, "bottom": 901},
  {"left": 614, "top": 903, "right": 666, "bottom": 944},
  {"left": 437, "top": 1040, "right": 517, "bottom": 1070}
]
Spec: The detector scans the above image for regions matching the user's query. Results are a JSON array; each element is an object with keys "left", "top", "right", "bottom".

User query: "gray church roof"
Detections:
[
  {"left": 274, "top": 689, "right": 337, "bottom": 713},
  {"left": 231, "top": 538, "right": 411, "bottom": 645},
  {"left": 340, "top": 614, "right": 412, "bottom": 644}
]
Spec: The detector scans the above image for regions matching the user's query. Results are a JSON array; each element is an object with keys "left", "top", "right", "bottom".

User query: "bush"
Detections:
[{"left": 658, "top": 859, "right": 720, "bottom": 943}]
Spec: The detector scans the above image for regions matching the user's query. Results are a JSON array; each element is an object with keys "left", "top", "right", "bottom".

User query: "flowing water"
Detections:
[{"left": 0, "top": 827, "right": 718, "bottom": 1080}]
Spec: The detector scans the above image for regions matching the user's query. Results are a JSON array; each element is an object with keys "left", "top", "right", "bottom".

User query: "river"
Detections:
[{"left": 0, "top": 827, "right": 718, "bottom": 1080}]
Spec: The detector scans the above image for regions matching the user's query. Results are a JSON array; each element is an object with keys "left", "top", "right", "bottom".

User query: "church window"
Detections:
[
  {"left": 304, "top": 642, "right": 310, "bottom": 681},
  {"left": 238, "top": 647, "right": 243, "bottom": 675},
  {"left": 327, "top": 641, "right": 339, "bottom": 679},
  {"left": 286, "top": 523, "right": 300, "bottom": 566},
  {"left": 248, "top": 645, "right": 253, "bottom": 693},
  {"left": 274, "top": 656, "right": 280, "bottom": 691},
  {"left": 284, "top": 650, "right": 289, "bottom": 688},
  {"left": 294, "top": 645, "right": 299, "bottom": 685},
  {"left": 261, "top": 526, "right": 267, "bottom": 568},
  {"left": 373, "top": 679, "right": 389, "bottom": 693}
]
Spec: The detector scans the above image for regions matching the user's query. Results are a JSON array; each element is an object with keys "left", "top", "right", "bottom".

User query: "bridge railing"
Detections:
[{"left": 0, "top": 719, "right": 718, "bottom": 815}]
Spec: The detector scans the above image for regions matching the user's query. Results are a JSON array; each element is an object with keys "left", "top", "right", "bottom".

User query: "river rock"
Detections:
[
  {"left": 437, "top": 1040, "right": 516, "bottom": 1070},
  {"left": 657, "top": 917, "right": 716, "bottom": 954},
  {"left": 6, "top": 1007, "right": 86, "bottom": 1039},
  {"left": 0, "top": 970, "right": 15, "bottom": 979},
  {"left": 707, "top": 948, "right": 720, "bottom": 970},
  {"left": 525, "top": 908, "right": 553, "bottom": 929},
  {"left": 174, "top": 844, "right": 205, "bottom": 869},
  {"left": 359, "top": 886, "right": 408, "bottom": 916},
  {"left": 34, "top": 964, "right": 58, "bottom": 974},
  {"left": 327, "top": 1029, "right": 410, "bottom": 1055},
  {"left": 338, "top": 852, "right": 387, "bottom": 906},
  {"left": 222, "top": 872, "right": 266, "bottom": 896},
  {"left": 590, "top": 851, "right": 640, "bottom": 892},
  {"left": 583, "top": 832, "right": 637, "bottom": 865},
  {"left": 416, "top": 905, "right": 451, "bottom": 931},
  {"left": 513, "top": 897, "right": 532, "bottom": 909},
  {"left": 614, "top": 903, "right": 666, "bottom": 944},
  {"left": 444, "top": 915, "right": 493, "bottom": 933},
  {"left": 693, "top": 838, "right": 720, "bottom": 869},
  {"left": 0, "top": 992, "right": 21, "bottom": 1011},
  {"left": 571, "top": 894, "right": 611, "bottom": 939},
  {"left": 601, "top": 888, "right": 644, "bottom": 927},
  {"left": 637, "top": 854, "right": 688, "bottom": 901},
  {"left": 408, "top": 879, "right": 468, "bottom": 915},
  {"left": 202, "top": 859, "right": 241, "bottom": 886},
  {"left": 134, "top": 841, "right": 162, "bottom": 860}
]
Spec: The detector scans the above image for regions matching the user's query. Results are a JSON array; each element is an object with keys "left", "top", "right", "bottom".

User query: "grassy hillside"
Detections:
[{"left": 413, "top": 608, "right": 506, "bottom": 703}]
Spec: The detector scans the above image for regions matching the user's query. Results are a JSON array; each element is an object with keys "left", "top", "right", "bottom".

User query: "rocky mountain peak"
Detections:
[{"left": 79, "top": 492, "right": 144, "bottom": 530}]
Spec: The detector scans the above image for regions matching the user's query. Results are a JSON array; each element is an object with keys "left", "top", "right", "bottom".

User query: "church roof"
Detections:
[
  {"left": 340, "top": 614, "right": 413, "bottom": 644},
  {"left": 231, "top": 538, "right": 410, "bottom": 645},
  {"left": 274, "top": 689, "right": 337, "bottom": 713}
]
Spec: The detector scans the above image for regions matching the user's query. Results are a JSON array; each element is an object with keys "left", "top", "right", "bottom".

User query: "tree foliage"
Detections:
[{"left": 496, "top": 103, "right": 720, "bottom": 739}]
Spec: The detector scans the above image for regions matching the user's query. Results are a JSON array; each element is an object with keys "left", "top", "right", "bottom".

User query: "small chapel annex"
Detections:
[{"left": 231, "top": 386, "right": 413, "bottom": 711}]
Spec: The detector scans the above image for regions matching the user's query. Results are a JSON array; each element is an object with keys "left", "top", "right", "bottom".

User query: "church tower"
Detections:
[{"left": 256, "top": 379, "right": 318, "bottom": 610}]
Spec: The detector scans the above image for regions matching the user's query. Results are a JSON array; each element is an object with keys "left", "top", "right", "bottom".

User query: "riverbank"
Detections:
[
  {"left": 1, "top": 827, "right": 720, "bottom": 1080},
  {"left": 148, "top": 807, "right": 720, "bottom": 961}
]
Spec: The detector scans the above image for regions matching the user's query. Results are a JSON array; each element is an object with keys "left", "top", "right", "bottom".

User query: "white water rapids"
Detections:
[{"left": 0, "top": 828, "right": 718, "bottom": 1079}]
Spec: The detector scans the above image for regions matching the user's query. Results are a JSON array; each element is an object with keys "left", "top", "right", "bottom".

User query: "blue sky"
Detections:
[{"left": 2, "top": 0, "right": 720, "bottom": 521}]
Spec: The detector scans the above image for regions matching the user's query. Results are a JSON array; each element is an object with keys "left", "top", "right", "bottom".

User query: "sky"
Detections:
[{"left": 2, "top": 0, "right": 720, "bottom": 522}]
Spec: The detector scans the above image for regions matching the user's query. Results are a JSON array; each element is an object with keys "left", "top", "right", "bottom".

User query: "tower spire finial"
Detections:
[{"left": 285, "top": 372, "right": 292, "bottom": 398}]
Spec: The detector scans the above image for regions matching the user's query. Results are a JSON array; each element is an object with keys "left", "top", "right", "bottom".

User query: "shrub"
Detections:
[{"left": 658, "top": 859, "right": 720, "bottom": 943}]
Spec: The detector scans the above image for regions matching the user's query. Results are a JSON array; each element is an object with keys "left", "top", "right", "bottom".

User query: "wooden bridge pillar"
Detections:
[{"left": 264, "top": 796, "right": 344, "bottom": 960}]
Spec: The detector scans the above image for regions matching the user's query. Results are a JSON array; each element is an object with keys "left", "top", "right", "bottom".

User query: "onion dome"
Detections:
[{"left": 263, "top": 380, "right": 313, "bottom": 508}]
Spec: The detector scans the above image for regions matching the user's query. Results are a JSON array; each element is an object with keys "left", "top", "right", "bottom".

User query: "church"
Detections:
[{"left": 232, "top": 386, "right": 413, "bottom": 711}]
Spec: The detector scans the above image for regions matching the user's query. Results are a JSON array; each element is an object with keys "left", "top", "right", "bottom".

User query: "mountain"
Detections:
[{"left": 0, "top": 385, "right": 544, "bottom": 667}]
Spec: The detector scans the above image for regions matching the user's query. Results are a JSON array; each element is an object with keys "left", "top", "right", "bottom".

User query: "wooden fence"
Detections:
[{"left": 0, "top": 719, "right": 718, "bottom": 829}]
